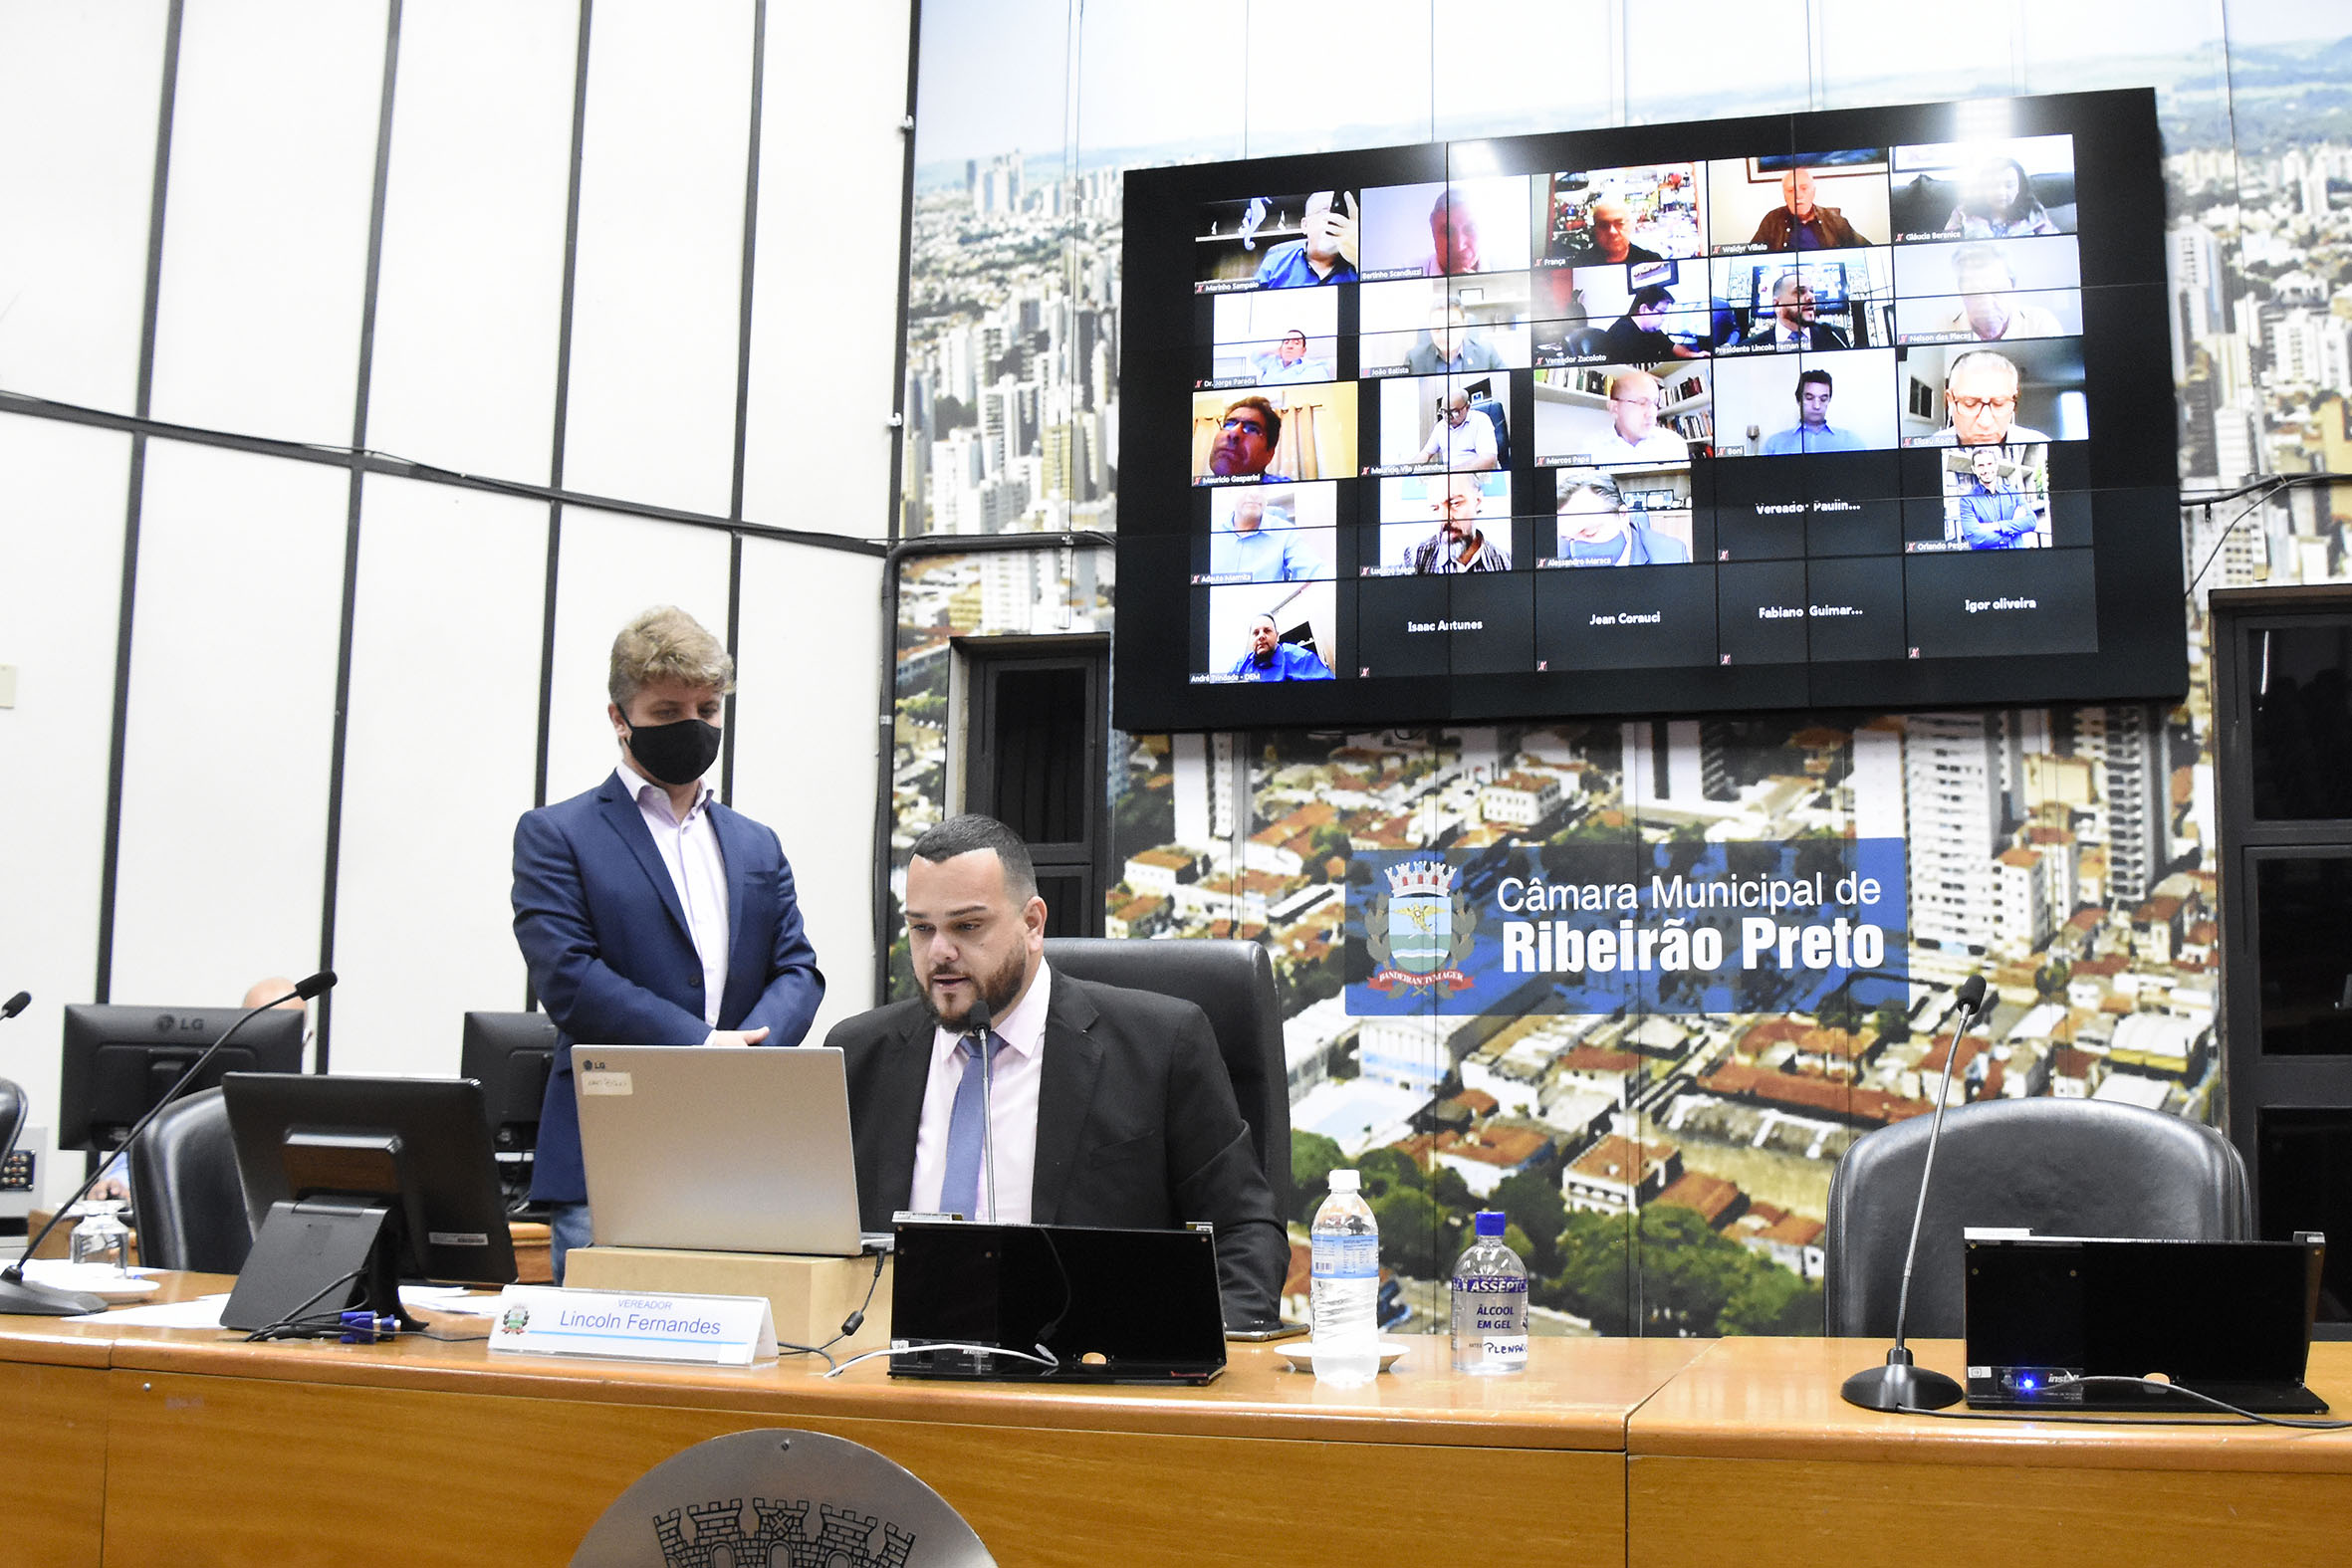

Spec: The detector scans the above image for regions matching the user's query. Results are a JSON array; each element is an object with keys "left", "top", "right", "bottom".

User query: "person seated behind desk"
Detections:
[{"left": 826, "top": 815, "right": 1288, "bottom": 1326}]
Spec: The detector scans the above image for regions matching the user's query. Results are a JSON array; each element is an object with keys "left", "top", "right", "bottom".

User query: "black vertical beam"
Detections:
[
  {"left": 93, "top": 0, "right": 187, "bottom": 1006},
  {"left": 312, "top": 0, "right": 406, "bottom": 1074},
  {"left": 722, "top": 0, "right": 766, "bottom": 804},
  {"left": 526, "top": 0, "right": 597, "bottom": 1009}
]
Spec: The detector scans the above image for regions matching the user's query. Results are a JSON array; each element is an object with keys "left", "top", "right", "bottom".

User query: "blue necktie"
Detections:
[{"left": 939, "top": 1029, "right": 1008, "bottom": 1220}]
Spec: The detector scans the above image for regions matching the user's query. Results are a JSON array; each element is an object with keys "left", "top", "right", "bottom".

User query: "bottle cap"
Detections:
[
  {"left": 1327, "top": 1169, "right": 1360, "bottom": 1193},
  {"left": 1474, "top": 1210, "right": 1506, "bottom": 1238}
]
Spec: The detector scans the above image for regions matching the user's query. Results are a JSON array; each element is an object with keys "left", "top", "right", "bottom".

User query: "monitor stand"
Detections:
[{"left": 221, "top": 1197, "right": 427, "bottom": 1334}]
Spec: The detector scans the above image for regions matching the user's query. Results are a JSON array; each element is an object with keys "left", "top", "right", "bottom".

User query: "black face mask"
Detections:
[{"left": 623, "top": 716, "right": 723, "bottom": 786}]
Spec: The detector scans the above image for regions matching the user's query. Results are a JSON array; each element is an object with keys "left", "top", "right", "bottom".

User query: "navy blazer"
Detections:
[
  {"left": 513, "top": 772, "right": 823, "bottom": 1203},
  {"left": 827, "top": 972, "right": 1287, "bottom": 1325}
]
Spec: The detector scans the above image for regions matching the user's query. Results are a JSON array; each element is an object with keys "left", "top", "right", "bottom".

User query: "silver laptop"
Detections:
[{"left": 573, "top": 1044, "right": 864, "bottom": 1256}]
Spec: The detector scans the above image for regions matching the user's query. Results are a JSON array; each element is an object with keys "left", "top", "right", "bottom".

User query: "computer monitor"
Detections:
[
  {"left": 58, "top": 1004, "right": 307, "bottom": 1151},
  {"left": 218, "top": 1072, "right": 517, "bottom": 1332},
  {"left": 459, "top": 1010, "right": 557, "bottom": 1157}
]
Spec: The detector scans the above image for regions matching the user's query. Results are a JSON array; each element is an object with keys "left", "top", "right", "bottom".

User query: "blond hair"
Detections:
[{"left": 607, "top": 606, "right": 734, "bottom": 708}]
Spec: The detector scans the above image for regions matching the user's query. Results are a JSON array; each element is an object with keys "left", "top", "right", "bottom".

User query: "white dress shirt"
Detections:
[
  {"left": 908, "top": 963, "right": 1052, "bottom": 1224},
  {"left": 615, "top": 758, "right": 731, "bottom": 1029}
]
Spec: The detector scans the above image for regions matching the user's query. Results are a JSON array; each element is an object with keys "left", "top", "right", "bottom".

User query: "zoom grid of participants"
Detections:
[{"left": 1188, "top": 136, "right": 2098, "bottom": 684}]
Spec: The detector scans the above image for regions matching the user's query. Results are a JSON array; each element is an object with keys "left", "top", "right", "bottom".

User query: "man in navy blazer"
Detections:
[
  {"left": 513, "top": 607, "right": 823, "bottom": 1279},
  {"left": 826, "top": 814, "right": 1285, "bottom": 1326}
]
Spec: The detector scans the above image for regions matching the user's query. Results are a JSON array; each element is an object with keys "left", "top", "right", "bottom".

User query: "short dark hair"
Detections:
[
  {"left": 909, "top": 814, "right": 1039, "bottom": 903},
  {"left": 1796, "top": 368, "right": 1833, "bottom": 396},
  {"left": 1629, "top": 284, "right": 1674, "bottom": 311},
  {"left": 1223, "top": 394, "right": 1283, "bottom": 448},
  {"left": 1556, "top": 470, "right": 1625, "bottom": 511}
]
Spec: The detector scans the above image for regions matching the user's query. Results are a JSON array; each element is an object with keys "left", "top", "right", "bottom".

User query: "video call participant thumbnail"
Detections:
[
  {"left": 1229, "top": 612, "right": 1334, "bottom": 680},
  {"left": 1752, "top": 166, "right": 1873, "bottom": 250},
  {"left": 1551, "top": 470, "right": 1691, "bottom": 565},
  {"left": 1251, "top": 329, "right": 1327, "bottom": 383},
  {"left": 1948, "top": 446, "right": 2046, "bottom": 549},
  {"left": 1407, "top": 302, "right": 1509, "bottom": 374},
  {"left": 1423, "top": 186, "right": 1482, "bottom": 275},
  {"left": 1942, "top": 157, "right": 2060, "bottom": 239},
  {"left": 1910, "top": 349, "right": 2051, "bottom": 447},
  {"left": 1205, "top": 395, "right": 1292, "bottom": 479},
  {"left": 1603, "top": 285, "right": 1703, "bottom": 362},
  {"left": 1590, "top": 370, "right": 1689, "bottom": 463},
  {"left": 1255, "top": 190, "right": 1360, "bottom": 287},
  {"left": 1417, "top": 388, "right": 1502, "bottom": 471},
  {"left": 1402, "top": 472, "right": 1512, "bottom": 572},
  {"left": 1746, "top": 271, "right": 1851, "bottom": 351},
  {"left": 1563, "top": 194, "right": 1662, "bottom": 265},
  {"left": 1934, "top": 245, "right": 2065, "bottom": 341},
  {"left": 829, "top": 813, "right": 1286, "bottom": 1324},
  {"left": 1209, "top": 492, "right": 1327, "bottom": 580},
  {"left": 1759, "top": 368, "right": 1868, "bottom": 454}
]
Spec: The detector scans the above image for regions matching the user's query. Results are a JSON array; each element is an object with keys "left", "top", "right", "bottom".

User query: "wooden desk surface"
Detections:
[{"left": 1628, "top": 1337, "right": 2352, "bottom": 1567}]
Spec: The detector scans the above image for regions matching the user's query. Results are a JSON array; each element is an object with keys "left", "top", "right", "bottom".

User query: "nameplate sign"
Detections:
[{"left": 487, "top": 1285, "right": 779, "bottom": 1366}]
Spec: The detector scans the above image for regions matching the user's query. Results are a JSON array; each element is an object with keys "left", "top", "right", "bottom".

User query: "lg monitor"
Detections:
[
  {"left": 219, "top": 1072, "right": 516, "bottom": 1332},
  {"left": 58, "top": 1004, "right": 306, "bottom": 1151}
]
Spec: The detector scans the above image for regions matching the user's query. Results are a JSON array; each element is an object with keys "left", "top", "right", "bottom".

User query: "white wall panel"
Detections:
[
  {"left": 0, "top": 415, "right": 132, "bottom": 1203},
  {"left": 0, "top": 0, "right": 169, "bottom": 414},
  {"left": 562, "top": 0, "right": 754, "bottom": 519},
  {"left": 729, "top": 538, "right": 883, "bottom": 1040},
  {"left": 109, "top": 444, "right": 347, "bottom": 1015},
  {"left": 328, "top": 478, "right": 547, "bottom": 1077},
  {"left": 145, "top": 1, "right": 387, "bottom": 445},
  {"left": 544, "top": 509, "right": 734, "bottom": 804},
  {"left": 739, "top": 0, "right": 907, "bottom": 539},
  {"left": 366, "top": 0, "right": 578, "bottom": 484}
]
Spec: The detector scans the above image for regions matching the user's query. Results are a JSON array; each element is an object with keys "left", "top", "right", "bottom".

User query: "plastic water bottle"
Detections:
[
  {"left": 1450, "top": 1210, "right": 1529, "bottom": 1375},
  {"left": 1309, "top": 1169, "right": 1381, "bottom": 1386}
]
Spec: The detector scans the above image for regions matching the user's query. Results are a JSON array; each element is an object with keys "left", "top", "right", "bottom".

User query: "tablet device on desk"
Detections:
[
  {"left": 1964, "top": 1232, "right": 2328, "bottom": 1414},
  {"left": 888, "top": 1219, "right": 1229, "bottom": 1385},
  {"left": 573, "top": 1045, "right": 867, "bottom": 1256}
]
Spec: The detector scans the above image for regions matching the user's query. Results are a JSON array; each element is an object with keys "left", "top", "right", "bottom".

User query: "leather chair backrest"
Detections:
[
  {"left": 0, "top": 1077, "right": 25, "bottom": 1165},
  {"left": 1822, "top": 1096, "right": 2250, "bottom": 1339},
  {"left": 127, "top": 1087, "right": 254, "bottom": 1274},
  {"left": 1042, "top": 937, "right": 1291, "bottom": 1217}
]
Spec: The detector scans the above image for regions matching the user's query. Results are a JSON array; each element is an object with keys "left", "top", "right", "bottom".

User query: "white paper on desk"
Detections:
[
  {"left": 68, "top": 1294, "right": 228, "bottom": 1328},
  {"left": 401, "top": 1285, "right": 504, "bottom": 1317}
]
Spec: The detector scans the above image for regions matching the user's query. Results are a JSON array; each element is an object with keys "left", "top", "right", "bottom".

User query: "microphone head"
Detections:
[
  {"left": 964, "top": 997, "right": 993, "bottom": 1033},
  {"left": 1, "top": 991, "right": 28, "bottom": 1019},
  {"left": 294, "top": 971, "right": 337, "bottom": 1002},
  {"left": 1956, "top": 974, "right": 1987, "bottom": 1010}
]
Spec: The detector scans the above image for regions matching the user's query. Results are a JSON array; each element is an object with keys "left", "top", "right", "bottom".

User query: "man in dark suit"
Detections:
[
  {"left": 1744, "top": 272, "right": 1853, "bottom": 351},
  {"left": 513, "top": 606, "right": 823, "bottom": 1280},
  {"left": 827, "top": 814, "right": 1286, "bottom": 1325}
]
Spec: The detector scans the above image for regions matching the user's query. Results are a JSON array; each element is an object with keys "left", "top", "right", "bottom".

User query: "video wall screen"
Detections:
[{"left": 1116, "top": 91, "right": 2184, "bottom": 730}]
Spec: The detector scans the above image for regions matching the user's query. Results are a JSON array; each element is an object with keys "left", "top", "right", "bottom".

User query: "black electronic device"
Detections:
[
  {"left": 1840, "top": 973, "right": 1992, "bottom": 1412},
  {"left": 59, "top": 1002, "right": 305, "bottom": 1151},
  {"left": 887, "top": 1219, "right": 1228, "bottom": 1384},
  {"left": 219, "top": 1072, "right": 516, "bottom": 1333},
  {"left": 1964, "top": 1232, "right": 2327, "bottom": 1414},
  {"left": 1, "top": 976, "right": 333, "bottom": 1317},
  {"left": 459, "top": 1010, "right": 557, "bottom": 1207},
  {"left": 1117, "top": 89, "right": 2183, "bottom": 731}
]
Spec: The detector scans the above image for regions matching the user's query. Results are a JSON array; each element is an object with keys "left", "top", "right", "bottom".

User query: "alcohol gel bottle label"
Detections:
[{"left": 1483, "top": 1335, "right": 1529, "bottom": 1361}]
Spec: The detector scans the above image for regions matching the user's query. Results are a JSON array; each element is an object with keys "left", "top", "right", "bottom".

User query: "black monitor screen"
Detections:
[
  {"left": 459, "top": 1010, "right": 558, "bottom": 1155},
  {"left": 1114, "top": 90, "right": 2182, "bottom": 730},
  {"left": 222, "top": 1072, "right": 517, "bottom": 1288},
  {"left": 58, "top": 1004, "right": 306, "bottom": 1151}
]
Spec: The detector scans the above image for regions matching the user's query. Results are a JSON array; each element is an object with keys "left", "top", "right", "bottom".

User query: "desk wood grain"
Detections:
[
  {"left": 1628, "top": 1337, "right": 2352, "bottom": 1566},
  {"left": 0, "top": 1360, "right": 108, "bottom": 1568}
]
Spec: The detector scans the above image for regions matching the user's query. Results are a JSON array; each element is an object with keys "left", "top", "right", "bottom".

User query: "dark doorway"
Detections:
[{"left": 964, "top": 639, "right": 1108, "bottom": 938}]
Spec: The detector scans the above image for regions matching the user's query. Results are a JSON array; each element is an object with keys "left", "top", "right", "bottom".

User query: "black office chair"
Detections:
[
  {"left": 571, "top": 1428, "right": 991, "bottom": 1566},
  {"left": 1822, "top": 1097, "right": 2251, "bottom": 1340},
  {"left": 126, "top": 1087, "right": 254, "bottom": 1273},
  {"left": 1042, "top": 936, "right": 1291, "bottom": 1218},
  {"left": 0, "top": 1077, "right": 25, "bottom": 1165}
]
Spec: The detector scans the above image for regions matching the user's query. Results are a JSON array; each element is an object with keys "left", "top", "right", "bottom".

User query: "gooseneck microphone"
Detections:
[
  {"left": 967, "top": 997, "right": 998, "bottom": 1224},
  {"left": 1840, "top": 972, "right": 1991, "bottom": 1413},
  {"left": 2, "top": 992, "right": 29, "bottom": 1021},
  {"left": 0, "top": 972, "right": 337, "bottom": 1317}
]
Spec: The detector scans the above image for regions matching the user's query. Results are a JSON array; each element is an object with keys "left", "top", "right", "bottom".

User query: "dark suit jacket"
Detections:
[
  {"left": 514, "top": 772, "right": 824, "bottom": 1203},
  {"left": 1749, "top": 204, "right": 1869, "bottom": 249},
  {"left": 828, "top": 972, "right": 1288, "bottom": 1324},
  {"left": 1746, "top": 321, "right": 1852, "bottom": 351}
]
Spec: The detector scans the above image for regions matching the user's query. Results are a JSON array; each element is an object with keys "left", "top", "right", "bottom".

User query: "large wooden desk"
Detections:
[
  {"left": 1628, "top": 1336, "right": 2352, "bottom": 1566},
  {"left": 2, "top": 1279, "right": 1701, "bottom": 1566}
]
